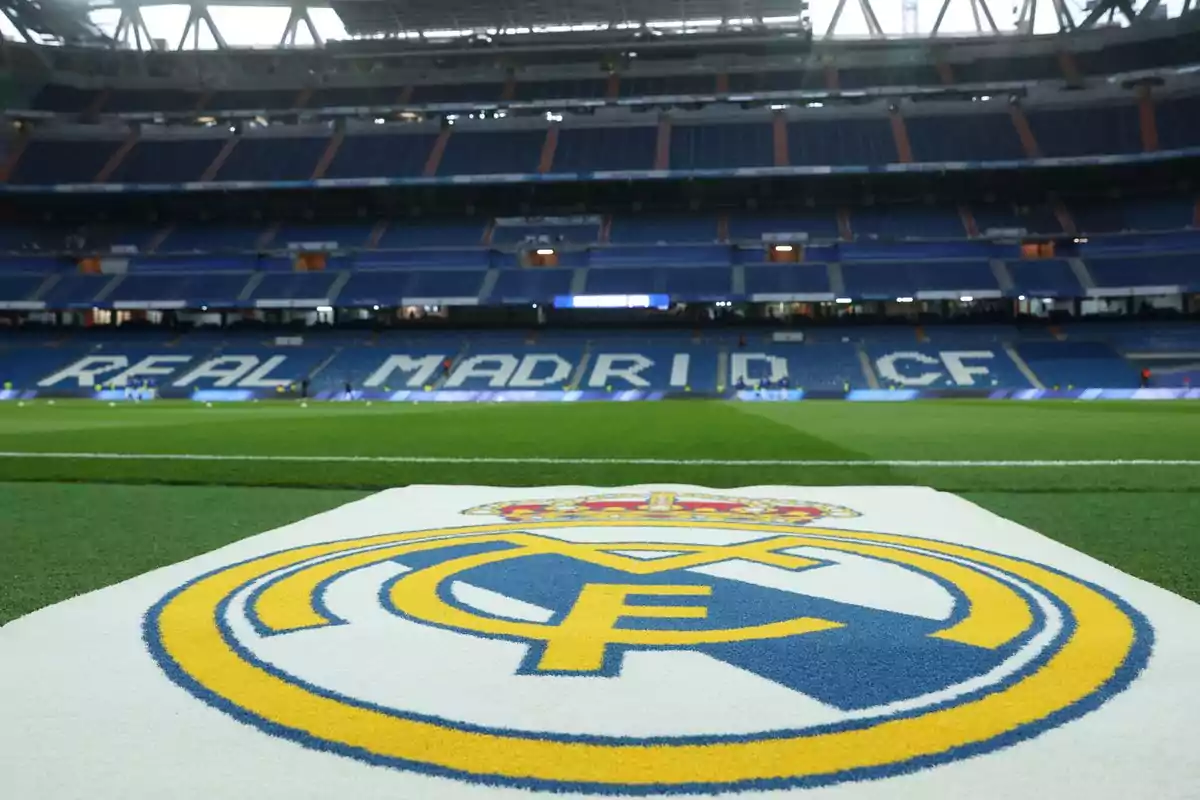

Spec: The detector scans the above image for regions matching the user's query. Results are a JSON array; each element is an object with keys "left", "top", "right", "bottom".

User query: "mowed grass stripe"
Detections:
[{"left": 2, "top": 451, "right": 1200, "bottom": 467}]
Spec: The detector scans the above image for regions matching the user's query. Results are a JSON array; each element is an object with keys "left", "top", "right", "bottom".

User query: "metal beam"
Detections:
[
  {"left": 0, "top": 7, "right": 33, "bottom": 43},
  {"left": 1078, "top": 0, "right": 1137, "bottom": 29},
  {"left": 976, "top": 0, "right": 1000, "bottom": 31},
  {"left": 823, "top": 0, "right": 849, "bottom": 38},
  {"left": 1048, "top": 0, "right": 1076, "bottom": 31},
  {"left": 280, "top": 4, "right": 323, "bottom": 47},
  {"left": 1015, "top": 0, "right": 1036, "bottom": 33},
  {"left": 930, "top": 0, "right": 1000, "bottom": 35},
  {"left": 929, "top": 0, "right": 953, "bottom": 35},
  {"left": 176, "top": 4, "right": 227, "bottom": 50},
  {"left": 858, "top": 0, "right": 885, "bottom": 37},
  {"left": 113, "top": 3, "right": 155, "bottom": 51}
]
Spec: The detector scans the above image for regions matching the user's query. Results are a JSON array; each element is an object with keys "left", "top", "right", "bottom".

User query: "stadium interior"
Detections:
[
  {"left": 4, "top": 6, "right": 1200, "bottom": 763},
  {"left": 0, "top": 0, "right": 1197, "bottom": 398}
]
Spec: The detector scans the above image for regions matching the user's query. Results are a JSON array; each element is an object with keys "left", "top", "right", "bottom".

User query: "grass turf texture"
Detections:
[
  {"left": 1, "top": 399, "right": 1197, "bottom": 622},
  {"left": 0, "top": 399, "right": 1198, "bottom": 491}
]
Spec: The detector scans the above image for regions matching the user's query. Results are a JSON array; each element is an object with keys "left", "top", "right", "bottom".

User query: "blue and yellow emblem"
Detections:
[{"left": 145, "top": 492, "right": 1151, "bottom": 794}]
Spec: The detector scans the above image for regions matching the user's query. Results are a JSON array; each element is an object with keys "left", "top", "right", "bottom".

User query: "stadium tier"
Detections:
[
  {"left": 2, "top": 325, "right": 1196, "bottom": 397},
  {"left": 1, "top": 219, "right": 1198, "bottom": 308},
  {"left": 6, "top": 94, "right": 1200, "bottom": 186},
  {"left": 0, "top": 4, "right": 1197, "bottom": 404}
]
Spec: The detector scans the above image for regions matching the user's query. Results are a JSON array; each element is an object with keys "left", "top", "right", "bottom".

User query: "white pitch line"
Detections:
[{"left": 0, "top": 451, "right": 1197, "bottom": 467}]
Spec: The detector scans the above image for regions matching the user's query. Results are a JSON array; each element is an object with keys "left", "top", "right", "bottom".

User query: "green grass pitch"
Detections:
[{"left": 1, "top": 398, "right": 1198, "bottom": 624}]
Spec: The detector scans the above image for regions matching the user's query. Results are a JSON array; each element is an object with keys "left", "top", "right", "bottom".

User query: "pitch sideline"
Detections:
[{"left": 0, "top": 451, "right": 1197, "bottom": 467}]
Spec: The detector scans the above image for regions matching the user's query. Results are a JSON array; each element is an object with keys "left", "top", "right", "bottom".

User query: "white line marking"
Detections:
[{"left": 0, "top": 452, "right": 1196, "bottom": 467}]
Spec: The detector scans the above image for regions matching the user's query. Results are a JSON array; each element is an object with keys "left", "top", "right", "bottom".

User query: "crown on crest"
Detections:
[{"left": 463, "top": 492, "right": 860, "bottom": 527}]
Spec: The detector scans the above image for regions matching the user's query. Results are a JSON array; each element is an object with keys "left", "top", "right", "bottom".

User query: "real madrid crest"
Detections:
[{"left": 145, "top": 492, "right": 1150, "bottom": 794}]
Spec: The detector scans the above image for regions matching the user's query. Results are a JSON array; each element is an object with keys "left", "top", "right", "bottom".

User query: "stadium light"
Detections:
[
  {"left": 896, "top": 297, "right": 914, "bottom": 303},
  {"left": 535, "top": 248, "right": 555, "bottom": 255},
  {"left": 835, "top": 297, "right": 852, "bottom": 304},
  {"left": 1018, "top": 295, "right": 1027, "bottom": 301},
  {"left": 372, "top": 305, "right": 380, "bottom": 311}
]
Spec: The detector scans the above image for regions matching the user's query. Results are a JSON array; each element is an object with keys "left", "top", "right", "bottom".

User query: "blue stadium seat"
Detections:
[
  {"left": 662, "top": 267, "right": 731, "bottom": 298},
  {"left": 216, "top": 136, "right": 327, "bottom": 181},
  {"left": 0, "top": 274, "right": 46, "bottom": 302},
  {"left": 787, "top": 118, "right": 896, "bottom": 166},
  {"left": 437, "top": 130, "right": 543, "bottom": 175},
  {"left": 400, "top": 269, "right": 486, "bottom": 300},
  {"left": 251, "top": 272, "right": 340, "bottom": 301},
  {"left": 590, "top": 244, "right": 730, "bottom": 267},
  {"left": 0, "top": 227, "right": 73, "bottom": 251},
  {"left": 852, "top": 206, "right": 966, "bottom": 239},
  {"left": 491, "top": 224, "right": 599, "bottom": 246},
  {"left": 32, "top": 85, "right": 98, "bottom": 112},
  {"left": 1157, "top": 95, "right": 1200, "bottom": 152},
  {"left": 40, "top": 274, "right": 113, "bottom": 306},
  {"left": 108, "top": 139, "right": 225, "bottom": 184},
  {"left": 275, "top": 225, "right": 372, "bottom": 249},
  {"left": 410, "top": 83, "right": 503, "bottom": 104},
  {"left": 209, "top": 90, "right": 299, "bottom": 110},
  {"left": 1026, "top": 105, "right": 1142, "bottom": 157},
  {"left": 586, "top": 345, "right": 718, "bottom": 391},
  {"left": 1015, "top": 341, "right": 1138, "bottom": 388},
  {"left": 376, "top": 222, "right": 486, "bottom": 249},
  {"left": 744, "top": 265, "right": 831, "bottom": 297},
  {"left": 106, "top": 90, "right": 202, "bottom": 113},
  {"left": 355, "top": 250, "right": 488, "bottom": 269},
  {"left": 1071, "top": 197, "right": 1194, "bottom": 234},
  {"left": 108, "top": 273, "right": 251, "bottom": 304},
  {"left": 11, "top": 139, "right": 120, "bottom": 184},
  {"left": 310, "top": 87, "right": 397, "bottom": 107},
  {"left": 608, "top": 217, "right": 719, "bottom": 244},
  {"left": 515, "top": 78, "right": 607, "bottom": 102},
  {"left": 552, "top": 126, "right": 657, "bottom": 172},
  {"left": 670, "top": 123, "right": 773, "bottom": 170},
  {"left": 489, "top": 269, "right": 575, "bottom": 303},
  {"left": 1007, "top": 260, "right": 1084, "bottom": 296},
  {"left": 584, "top": 267, "right": 656, "bottom": 294},
  {"left": 621, "top": 75, "right": 716, "bottom": 96},
  {"left": 729, "top": 212, "right": 840, "bottom": 241},
  {"left": 842, "top": 260, "right": 998, "bottom": 298},
  {"left": 867, "top": 345, "right": 1029, "bottom": 388},
  {"left": 131, "top": 255, "right": 257, "bottom": 271},
  {"left": 161, "top": 227, "right": 265, "bottom": 252},
  {"left": 325, "top": 133, "right": 436, "bottom": 179},
  {"left": 906, "top": 113, "right": 1025, "bottom": 163},
  {"left": 335, "top": 272, "right": 409, "bottom": 306},
  {"left": 730, "top": 344, "right": 867, "bottom": 390},
  {"left": 973, "top": 204, "right": 1062, "bottom": 235},
  {"left": 1086, "top": 256, "right": 1200, "bottom": 291}
]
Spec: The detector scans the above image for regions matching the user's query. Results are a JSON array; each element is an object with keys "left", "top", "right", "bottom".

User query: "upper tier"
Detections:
[
  {"left": 5, "top": 93, "right": 1198, "bottom": 188},
  {"left": 16, "top": 14, "right": 1200, "bottom": 116}
]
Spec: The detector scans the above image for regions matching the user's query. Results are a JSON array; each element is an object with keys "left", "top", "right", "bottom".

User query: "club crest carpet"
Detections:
[{"left": 3, "top": 485, "right": 1198, "bottom": 798}]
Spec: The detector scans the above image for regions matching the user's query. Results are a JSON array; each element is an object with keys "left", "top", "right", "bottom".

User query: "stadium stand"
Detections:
[{"left": 2, "top": 2, "right": 1199, "bottom": 402}]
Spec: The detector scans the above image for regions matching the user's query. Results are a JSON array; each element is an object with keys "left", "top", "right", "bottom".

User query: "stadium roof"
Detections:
[{"left": 0, "top": 0, "right": 1193, "bottom": 49}]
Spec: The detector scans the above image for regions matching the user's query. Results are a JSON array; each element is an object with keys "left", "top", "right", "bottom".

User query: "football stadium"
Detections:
[{"left": 1, "top": 0, "right": 1200, "bottom": 797}]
